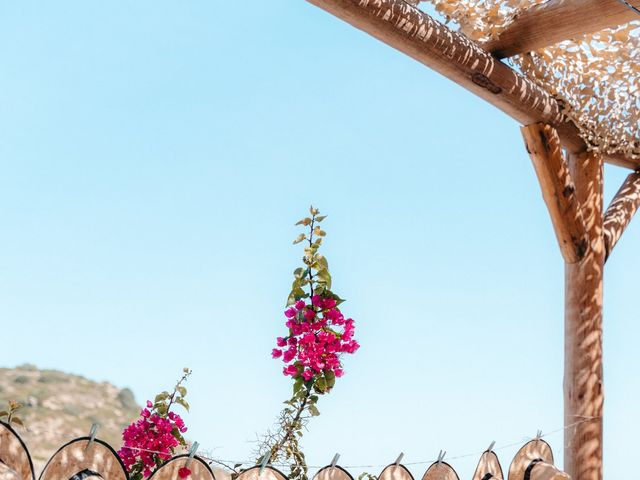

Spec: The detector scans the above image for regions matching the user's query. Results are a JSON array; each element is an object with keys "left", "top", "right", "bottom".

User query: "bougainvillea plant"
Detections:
[
  {"left": 118, "top": 369, "right": 193, "bottom": 480},
  {"left": 256, "top": 207, "right": 359, "bottom": 480}
]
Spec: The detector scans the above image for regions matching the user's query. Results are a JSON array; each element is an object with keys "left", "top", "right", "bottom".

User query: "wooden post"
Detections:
[{"left": 564, "top": 151, "right": 604, "bottom": 480}]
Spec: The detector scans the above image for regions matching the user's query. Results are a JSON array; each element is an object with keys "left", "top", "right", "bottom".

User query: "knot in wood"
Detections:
[{"left": 471, "top": 73, "right": 502, "bottom": 94}]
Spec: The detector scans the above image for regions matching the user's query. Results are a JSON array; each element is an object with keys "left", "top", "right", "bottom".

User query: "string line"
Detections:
[{"left": 115, "top": 416, "right": 599, "bottom": 471}]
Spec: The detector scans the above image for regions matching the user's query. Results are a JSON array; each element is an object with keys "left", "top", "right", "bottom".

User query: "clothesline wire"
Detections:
[{"left": 116, "top": 416, "right": 599, "bottom": 471}]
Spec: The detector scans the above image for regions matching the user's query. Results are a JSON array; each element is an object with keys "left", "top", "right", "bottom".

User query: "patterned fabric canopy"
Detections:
[{"left": 422, "top": 0, "right": 640, "bottom": 160}]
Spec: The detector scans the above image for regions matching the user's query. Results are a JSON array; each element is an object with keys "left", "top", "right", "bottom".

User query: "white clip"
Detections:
[
  {"left": 259, "top": 453, "right": 271, "bottom": 477},
  {"left": 330, "top": 453, "right": 340, "bottom": 471},
  {"left": 186, "top": 442, "right": 199, "bottom": 467},
  {"left": 486, "top": 441, "right": 495, "bottom": 453},
  {"left": 86, "top": 424, "right": 99, "bottom": 449},
  {"left": 437, "top": 450, "right": 446, "bottom": 465},
  {"left": 394, "top": 452, "right": 404, "bottom": 466}
]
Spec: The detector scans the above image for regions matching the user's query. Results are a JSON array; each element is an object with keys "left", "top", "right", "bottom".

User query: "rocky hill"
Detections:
[{"left": 0, "top": 364, "right": 141, "bottom": 473}]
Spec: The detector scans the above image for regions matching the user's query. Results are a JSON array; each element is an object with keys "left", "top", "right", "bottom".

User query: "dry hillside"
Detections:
[{"left": 0, "top": 364, "right": 141, "bottom": 473}]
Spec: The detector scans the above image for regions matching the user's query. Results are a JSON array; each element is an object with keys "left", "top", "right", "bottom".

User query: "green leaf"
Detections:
[
  {"left": 314, "top": 377, "right": 327, "bottom": 393},
  {"left": 10, "top": 417, "right": 24, "bottom": 427},
  {"left": 293, "top": 233, "right": 306, "bottom": 245},
  {"left": 155, "top": 392, "right": 170, "bottom": 403},
  {"left": 0, "top": 411, "right": 8, "bottom": 418},
  {"left": 315, "top": 215, "right": 327, "bottom": 222},
  {"left": 155, "top": 403, "right": 168, "bottom": 415},
  {"left": 293, "top": 267, "right": 306, "bottom": 279},
  {"left": 309, "top": 205, "right": 319, "bottom": 215},
  {"left": 308, "top": 404, "right": 320, "bottom": 417},
  {"left": 295, "top": 217, "right": 312, "bottom": 226},
  {"left": 312, "top": 255, "right": 328, "bottom": 271},
  {"left": 175, "top": 397, "right": 190, "bottom": 412},
  {"left": 177, "top": 386, "right": 187, "bottom": 397},
  {"left": 325, "top": 370, "right": 336, "bottom": 389},
  {"left": 315, "top": 269, "right": 332, "bottom": 288}
]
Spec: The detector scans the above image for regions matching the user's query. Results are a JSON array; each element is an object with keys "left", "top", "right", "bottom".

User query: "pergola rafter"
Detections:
[
  {"left": 304, "top": 1, "right": 640, "bottom": 479},
  {"left": 306, "top": 0, "right": 640, "bottom": 170},
  {"left": 485, "top": 0, "right": 640, "bottom": 58}
]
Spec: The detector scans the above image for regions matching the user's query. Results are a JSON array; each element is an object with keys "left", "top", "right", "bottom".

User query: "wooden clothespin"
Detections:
[
  {"left": 330, "top": 453, "right": 340, "bottom": 472},
  {"left": 186, "top": 441, "right": 199, "bottom": 467},
  {"left": 394, "top": 452, "right": 404, "bottom": 466},
  {"left": 86, "top": 424, "right": 99, "bottom": 449},
  {"left": 258, "top": 452, "right": 271, "bottom": 477},
  {"left": 486, "top": 441, "right": 496, "bottom": 453},
  {"left": 437, "top": 450, "right": 446, "bottom": 465}
]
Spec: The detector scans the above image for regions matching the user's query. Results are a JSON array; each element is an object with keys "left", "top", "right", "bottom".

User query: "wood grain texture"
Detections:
[
  {"left": 564, "top": 151, "right": 604, "bottom": 480},
  {"left": 485, "top": 0, "right": 640, "bottom": 58},
  {"left": 522, "top": 123, "right": 589, "bottom": 263},
  {"left": 603, "top": 170, "right": 640, "bottom": 261},
  {"left": 305, "top": 0, "right": 639, "bottom": 169}
]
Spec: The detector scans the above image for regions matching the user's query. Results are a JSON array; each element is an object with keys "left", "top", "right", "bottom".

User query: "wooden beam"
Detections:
[
  {"left": 305, "top": 0, "right": 640, "bottom": 169},
  {"left": 486, "top": 0, "right": 640, "bottom": 59},
  {"left": 565, "top": 151, "right": 604, "bottom": 480},
  {"left": 522, "top": 123, "right": 588, "bottom": 263},
  {"left": 603, "top": 170, "right": 640, "bottom": 261}
]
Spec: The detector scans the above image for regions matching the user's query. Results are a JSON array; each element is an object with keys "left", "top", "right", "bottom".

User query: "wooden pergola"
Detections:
[{"left": 302, "top": 1, "right": 640, "bottom": 479}]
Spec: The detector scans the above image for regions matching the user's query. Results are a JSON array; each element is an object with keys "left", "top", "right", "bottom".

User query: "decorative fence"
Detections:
[{"left": 0, "top": 421, "right": 570, "bottom": 480}]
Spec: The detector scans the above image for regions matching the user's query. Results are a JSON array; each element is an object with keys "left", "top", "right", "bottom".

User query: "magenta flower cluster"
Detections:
[
  {"left": 272, "top": 295, "right": 359, "bottom": 382},
  {"left": 118, "top": 401, "right": 188, "bottom": 478}
]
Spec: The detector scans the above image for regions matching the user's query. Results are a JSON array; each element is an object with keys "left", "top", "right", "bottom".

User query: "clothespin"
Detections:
[
  {"left": 437, "top": 450, "right": 446, "bottom": 465},
  {"left": 394, "top": 452, "right": 404, "bottom": 466},
  {"left": 535, "top": 430, "right": 543, "bottom": 444},
  {"left": 186, "top": 442, "right": 199, "bottom": 467},
  {"left": 86, "top": 424, "right": 99, "bottom": 449},
  {"left": 486, "top": 441, "right": 496, "bottom": 453},
  {"left": 330, "top": 453, "right": 340, "bottom": 472},
  {"left": 259, "top": 452, "right": 271, "bottom": 477}
]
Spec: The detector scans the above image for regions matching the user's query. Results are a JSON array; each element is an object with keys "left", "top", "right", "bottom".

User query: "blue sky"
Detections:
[{"left": 1, "top": 1, "right": 638, "bottom": 479}]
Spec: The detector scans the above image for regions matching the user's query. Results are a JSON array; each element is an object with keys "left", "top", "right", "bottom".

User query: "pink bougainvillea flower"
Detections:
[
  {"left": 178, "top": 467, "right": 191, "bottom": 479},
  {"left": 272, "top": 348, "right": 283, "bottom": 358}
]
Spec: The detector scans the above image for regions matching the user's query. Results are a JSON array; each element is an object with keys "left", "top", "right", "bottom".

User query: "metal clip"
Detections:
[
  {"left": 330, "top": 453, "right": 340, "bottom": 472},
  {"left": 394, "top": 452, "right": 404, "bottom": 466},
  {"left": 186, "top": 442, "right": 199, "bottom": 467},
  {"left": 259, "top": 452, "right": 271, "bottom": 477},
  {"left": 437, "top": 450, "right": 446, "bottom": 465},
  {"left": 86, "top": 424, "right": 99, "bottom": 449},
  {"left": 486, "top": 441, "right": 496, "bottom": 453}
]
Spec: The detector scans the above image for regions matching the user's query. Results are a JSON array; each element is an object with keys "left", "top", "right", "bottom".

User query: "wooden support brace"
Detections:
[
  {"left": 522, "top": 123, "right": 589, "bottom": 263},
  {"left": 603, "top": 170, "right": 640, "bottom": 261},
  {"left": 485, "top": 0, "right": 640, "bottom": 59}
]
